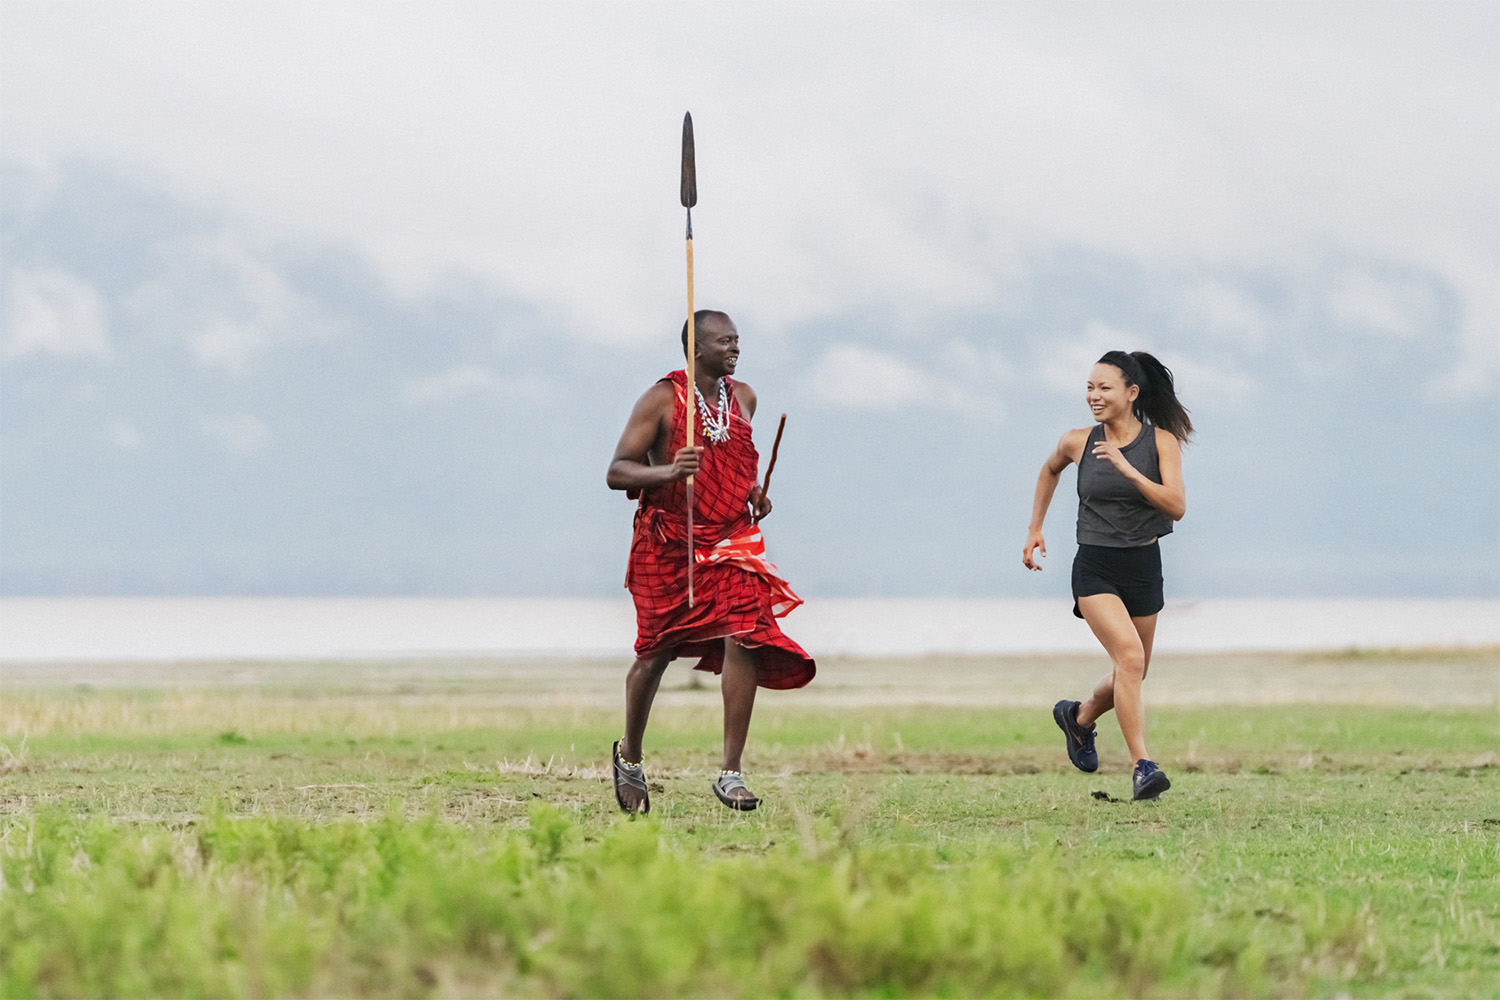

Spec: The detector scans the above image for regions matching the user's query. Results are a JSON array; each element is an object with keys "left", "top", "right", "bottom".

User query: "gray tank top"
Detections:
[{"left": 1076, "top": 422, "right": 1173, "bottom": 547}]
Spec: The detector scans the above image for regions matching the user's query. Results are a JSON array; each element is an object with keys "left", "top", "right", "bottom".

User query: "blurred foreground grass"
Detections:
[{"left": 2, "top": 650, "right": 1497, "bottom": 997}]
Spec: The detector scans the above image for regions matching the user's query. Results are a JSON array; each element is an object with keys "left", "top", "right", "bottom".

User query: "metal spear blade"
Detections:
[{"left": 680, "top": 112, "right": 697, "bottom": 209}]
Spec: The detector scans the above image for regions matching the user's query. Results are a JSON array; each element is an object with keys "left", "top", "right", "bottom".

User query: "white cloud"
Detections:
[
  {"left": 200, "top": 413, "right": 269, "bottom": 454},
  {"left": 2, "top": 4, "right": 1491, "bottom": 357},
  {"left": 123, "top": 231, "right": 342, "bottom": 372},
  {"left": 809, "top": 344, "right": 938, "bottom": 409},
  {"left": 401, "top": 365, "right": 552, "bottom": 406},
  {"left": 189, "top": 319, "right": 270, "bottom": 370},
  {"left": 1326, "top": 269, "right": 1438, "bottom": 340},
  {"left": 940, "top": 340, "right": 1015, "bottom": 390},
  {"left": 5, "top": 267, "right": 110, "bottom": 360},
  {"left": 106, "top": 420, "right": 144, "bottom": 451},
  {"left": 403, "top": 365, "right": 498, "bottom": 405},
  {"left": 1178, "top": 278, "right": 1272, "bottom": 348},
  {"left": 1163, "top": 356, "right": 1256, "bottom": 404},
  {"left": 805, "top": 342, "right": 996, "bottom": 418}
]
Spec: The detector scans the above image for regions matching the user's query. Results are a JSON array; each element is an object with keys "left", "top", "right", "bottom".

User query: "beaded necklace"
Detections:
[{"left": 693, "top": 378, "right": 732, "bottom": 444}]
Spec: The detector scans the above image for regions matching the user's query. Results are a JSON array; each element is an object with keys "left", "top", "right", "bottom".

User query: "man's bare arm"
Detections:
[{"left": 607, "top": 382, "right": 700, "bottom": 492}]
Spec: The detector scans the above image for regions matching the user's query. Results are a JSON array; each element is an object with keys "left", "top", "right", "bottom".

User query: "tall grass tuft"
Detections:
[{"left": 4, "top": 805, "right": 1221, "bottom": 998}]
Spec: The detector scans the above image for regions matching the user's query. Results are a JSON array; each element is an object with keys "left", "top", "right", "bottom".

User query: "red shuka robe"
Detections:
[{"left": 625, "top": 371, "right": 815, "bottom": 689}]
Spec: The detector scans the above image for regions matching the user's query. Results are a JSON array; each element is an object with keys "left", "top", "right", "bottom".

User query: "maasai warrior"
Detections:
[{"left": 606, "top": 309, "right": 815, "bottom": 813}]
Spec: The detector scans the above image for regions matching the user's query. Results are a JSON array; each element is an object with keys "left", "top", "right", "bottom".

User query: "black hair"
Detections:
[
  {"left": 1097, "top": 350, "right": 1193, "bottom": 442},
  {"left": 680, "top": 309, "right": 728, "bottom": 355}
]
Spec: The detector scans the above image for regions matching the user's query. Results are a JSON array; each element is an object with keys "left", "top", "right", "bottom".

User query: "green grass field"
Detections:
[{"left": 2, "top": 650, "right": 1497, "bottom": 997}]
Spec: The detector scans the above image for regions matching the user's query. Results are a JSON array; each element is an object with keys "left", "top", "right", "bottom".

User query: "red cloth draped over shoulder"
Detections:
[{"left": 625, "top": 370, "right": 815, "bottom": 690}]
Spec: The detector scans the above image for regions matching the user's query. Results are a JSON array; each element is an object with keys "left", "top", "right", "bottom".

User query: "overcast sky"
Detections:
[{"left": 3, "top": 1, "right": 1497, "bottom": 599}]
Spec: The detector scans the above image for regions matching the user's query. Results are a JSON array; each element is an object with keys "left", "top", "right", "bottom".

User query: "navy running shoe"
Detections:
[
  {"left": 1132, "top": 759, "right": 1171, "bottom": 801},
  {"left": 1053, "top": 700, "right": 1098, "bottom": 773}
]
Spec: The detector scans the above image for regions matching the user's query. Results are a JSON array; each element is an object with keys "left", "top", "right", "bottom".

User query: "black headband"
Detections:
[{"left": 1097, "top": 351, "right": 1145, "bottom": 388}]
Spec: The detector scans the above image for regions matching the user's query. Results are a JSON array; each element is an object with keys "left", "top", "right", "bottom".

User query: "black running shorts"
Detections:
[{"left": 1071, "top": 542, "right": 1164, "bottom": 619}]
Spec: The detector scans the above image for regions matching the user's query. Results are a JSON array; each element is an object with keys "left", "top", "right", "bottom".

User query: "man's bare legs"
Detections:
[
  {"left": 621, "top": 651, "right": 672, "bottom": 762},
  {"left": 719, "top": 640, "right": 759, "bottom": 803},
  {"left": 618, "top": 641, "right": 761, "bottom": 810},
  {"left": 618, "top": 651, "right": 671, "bottom": 812},
  {"left": 1075, "top": 595, "right": 1158, "bottom": 764}
]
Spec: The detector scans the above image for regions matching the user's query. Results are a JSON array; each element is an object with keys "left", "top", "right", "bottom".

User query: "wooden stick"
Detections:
[{"left": 760, "top": 413, "right": 787, "bottom": 501}]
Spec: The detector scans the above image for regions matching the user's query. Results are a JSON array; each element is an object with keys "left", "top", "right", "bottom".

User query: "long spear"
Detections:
[{"left": 681, "top": 111, "right": 698, "bottom": 607}]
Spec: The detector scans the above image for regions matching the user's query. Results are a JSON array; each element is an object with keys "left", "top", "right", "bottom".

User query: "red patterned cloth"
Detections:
[{"left": 625, "top": 371, "right": 815, "bottom": 689}]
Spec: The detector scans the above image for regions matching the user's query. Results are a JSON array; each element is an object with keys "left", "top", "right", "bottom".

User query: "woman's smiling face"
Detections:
[{"left": 1086, "top": 363, "right": 1138, "bottom": 423}]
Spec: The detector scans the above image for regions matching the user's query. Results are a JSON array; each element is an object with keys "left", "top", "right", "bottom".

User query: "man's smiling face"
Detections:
[{"left": 697, "top": 317, "right": 740, "bottom": 377}]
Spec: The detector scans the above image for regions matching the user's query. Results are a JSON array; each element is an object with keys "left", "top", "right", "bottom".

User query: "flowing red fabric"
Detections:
[{"left": 624, "top": 371, "right": 815, "bottom": 689}]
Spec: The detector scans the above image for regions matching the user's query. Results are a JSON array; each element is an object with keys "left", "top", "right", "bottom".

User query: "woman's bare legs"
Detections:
[{"left": 1075, "top": 594, "right": 1159, "bottom": 764}]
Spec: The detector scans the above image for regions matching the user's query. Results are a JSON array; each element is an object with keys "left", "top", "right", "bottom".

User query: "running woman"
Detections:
[{"left": 1023, "top": 351, "right": 1192, "bottom": 801}]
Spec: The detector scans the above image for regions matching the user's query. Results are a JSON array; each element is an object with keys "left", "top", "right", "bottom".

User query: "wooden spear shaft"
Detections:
[
  {"left": 685, "top": 226, "right": 695, "bottom": 607},
  {"left": 681, "top": 112, "right": 698, "bottom": 608}
]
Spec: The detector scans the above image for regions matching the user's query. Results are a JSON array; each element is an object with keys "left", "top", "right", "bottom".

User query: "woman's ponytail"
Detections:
[
  {"left": 1096, "top": 350, "right": 1193, "bottom": 442},
  {"left": 1130, "top": 351, "right": 1192, "bottom": 441}
]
